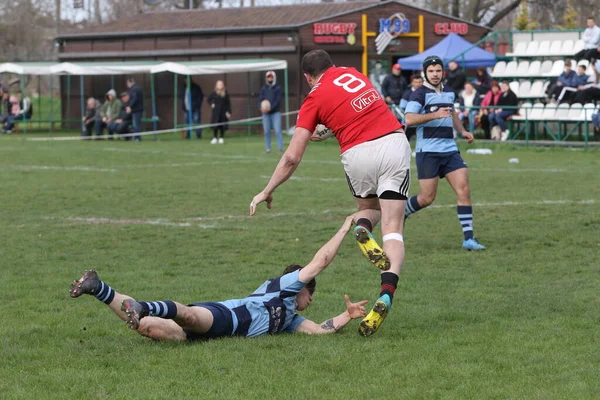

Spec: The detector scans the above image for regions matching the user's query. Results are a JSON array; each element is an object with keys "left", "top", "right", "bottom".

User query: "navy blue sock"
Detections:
[
  {"left": 356, "top": 218, "right": 373, "bottom": 232},
  {"left": 94, "top": 281, "right": 115, "bottom": 304},
  {"left": 138, "top": 301, "right": 178, "bottom": 319},
  {"left": 404, "top": 196, "right": 422, "bottom": 218},
  {"left": 457, "top": 205, "right": 474, "bottom": 240}
]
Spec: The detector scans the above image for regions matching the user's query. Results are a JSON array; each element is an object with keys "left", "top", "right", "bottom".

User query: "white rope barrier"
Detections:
[{"left": 28, "top": 110, "right": 300, "bottom": 142}]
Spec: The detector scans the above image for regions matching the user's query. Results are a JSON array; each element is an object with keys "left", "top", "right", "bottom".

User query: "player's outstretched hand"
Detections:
[
  {"left": 461, "top": 131, "right": 474, "bottom": 143},
  {"left": 434, "top": 107, "right": 452, "bottom": 119},
  {"left": 341, "top": 214, "right": 356, "bottom": 232},
  {"left": 249, "top": 192, "right": 273, "bottom": 216},
  {"left": 345, "top": 294, "right": 368, "bottom": 319}
]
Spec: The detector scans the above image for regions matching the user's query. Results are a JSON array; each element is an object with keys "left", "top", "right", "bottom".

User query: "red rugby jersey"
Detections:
[{"left": 296, "top": 66, "right": 402, "bottom": 153}]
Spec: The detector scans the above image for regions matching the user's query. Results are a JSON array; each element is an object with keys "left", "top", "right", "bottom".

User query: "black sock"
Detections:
[
  {"left": 356, "top": 218, "right": 373, "bottom": 232},
  {"left": 380, "top": 272, "right": 399, "bottom": 302}
]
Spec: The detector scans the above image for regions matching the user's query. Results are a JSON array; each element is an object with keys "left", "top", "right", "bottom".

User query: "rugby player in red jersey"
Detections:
[{"left": 250, "top": 50, "right": 412, "bottom": 336}]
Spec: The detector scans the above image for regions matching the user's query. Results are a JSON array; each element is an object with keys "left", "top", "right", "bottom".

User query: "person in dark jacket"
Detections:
[
  {"left": 0, "top": 91, "right": 10, "bottom": 125},
  {"left": 381, "top": 63, "right": 408, "bottom": 106},
  {"left": 81, "top": 97, "right": 99, "bottom": 137},
  {"left": 259, "top": 71, "right": 283, "bottom": 153},
  {"left": 489, "top": 80, "right": 519, "bottom": 141},
  {"left": 107, "top": 92, "right": 133, "bottom": 139},
  {"left": 399, "top": 74, "right": 423, "bottom": 141},
  {"left": 445, "top": 61, "right": 466, "bottom": 95},
  {"left": 182, "top": 80, "right": 204, "bottom": 139},
  {"left": 548, "top": 62, "right": 576, "bottom": 101},
  {"left": 557, "top": 65, "right": 592, "bottom": 103},
  {"left": 207, "top": 80, "right": 232, "bottom": 144},
  {"left": 472, "top": 67, "right": 491, "bottom": 94},
  {"left": 126, "top": 78, "right": 144, "bottom": 141}
]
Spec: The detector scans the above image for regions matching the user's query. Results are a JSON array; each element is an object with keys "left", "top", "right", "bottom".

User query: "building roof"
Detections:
[{"left": 57, "top": 1, "right": 490, "bottom": 40}]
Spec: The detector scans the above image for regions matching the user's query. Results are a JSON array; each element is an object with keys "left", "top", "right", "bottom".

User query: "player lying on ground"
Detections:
[
  {"left": 404, "top": 55, "right": 485, "bottom": 251},
  {"left": 250, "top": 50, "right": 412, "bottom": 337},
  {"left": 69, "top": 216, "right": 368, "bottom": 341}
]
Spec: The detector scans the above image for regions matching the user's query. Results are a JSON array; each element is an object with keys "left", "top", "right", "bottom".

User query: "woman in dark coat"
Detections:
[{"left": 207, "top": 80, "right": 232, "bottom": 144}]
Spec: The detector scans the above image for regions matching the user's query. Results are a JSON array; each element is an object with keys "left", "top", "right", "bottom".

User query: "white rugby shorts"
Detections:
[{"left": 341, "top": 130, "right": 411, "bottom": 199}]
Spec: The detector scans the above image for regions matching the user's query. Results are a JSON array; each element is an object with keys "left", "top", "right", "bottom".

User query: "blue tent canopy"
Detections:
[{"left": 396, "top": 33, "right": 496, "bottom": 70}]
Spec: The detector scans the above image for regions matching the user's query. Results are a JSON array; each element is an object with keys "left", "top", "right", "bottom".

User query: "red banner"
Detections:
[{"left": 434, "top": 23, "right": 468, "bottom": 35}]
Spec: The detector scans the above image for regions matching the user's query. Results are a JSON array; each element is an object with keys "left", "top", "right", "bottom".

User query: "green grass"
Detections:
[{"left": 1, "top": 135, "right": 599, "bottom": 399}]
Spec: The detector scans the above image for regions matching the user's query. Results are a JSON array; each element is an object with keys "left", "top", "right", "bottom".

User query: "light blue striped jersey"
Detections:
[
  {"left": 405, "top": 83, "right": 458, "bottom": 153},
  {"left": 219, "top": 270, "right": 306, "bottom": 337}
]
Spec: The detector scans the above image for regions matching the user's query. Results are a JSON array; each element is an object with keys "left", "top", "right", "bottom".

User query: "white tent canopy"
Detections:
[
  {"left": 150, "top": 59, "right": 288, "bottom": 75},
  {"left": 0, "top": 59, "right": 288, "bottom": 76}
]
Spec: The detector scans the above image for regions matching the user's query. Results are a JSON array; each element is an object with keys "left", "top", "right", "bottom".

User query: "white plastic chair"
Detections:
[
  {"left": 529, "top": 80, "right": 544, "bottom": 98},
  {"left": 569, "top": 59, "right": 577, "bottom": 69},
  {"left": 554, "top": 103, "right": 570, "bottom": 120},
  {"left": 510, "top": 81, "right": 520, "bottom": 94},
  {"left": 492, "top": 61, "right": 507, "bottom": 77},
  {"left": 516, "top": 60, "right": 530, "bottom": 77},
  {"left": 528, "top": 103, "right": 545, "bottom": 120},
  {"left": 512, "top": 102, "right": 532, "bottom": 120},
  {"left": 507, "top": 41, "right": 527, "bottom": 57},
  {"left": 572, "top": 39, "right": 585, "bottom": 55},
  {"left": 583, "top": 103, "right": 597, "bottom": 121},
  {"left": 545, "top": 60, "right": 564, "bottom": 77},
  {"left": 540, "top": 60, "right": 553, "bottom": 75},
  {"left": 525, "top": 41, "right": 539, "bottom": 56},
  {"left": 542, "top": 104, "right": 557, "bottom": 120},
  {"left": 517, "top": 81, "right": 531, "bottom": 98},
  {"left": 568, "top": 103, "right": 583, "bottom": 121},
  {"left": 528, "top": 60, "right": 541, "bottom": 76},
  {"left": 541, "top": 81, "right": 550, "bottom": 96},
  {"left": 560, "top": 40, "right": 574, "bottom": 56},
  {"left": 503, "top": 61, "right": 518, "bottom": 77},
  {"left": 549, "top": 40, "right": 563, "bottom": 56},
  {"left": 536, "top": 41, "right": 550, "bottom": 57}
]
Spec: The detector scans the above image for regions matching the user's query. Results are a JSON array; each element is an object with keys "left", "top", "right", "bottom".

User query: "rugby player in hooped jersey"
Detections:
[
  {"left": 250, "top": 49, "right": 412, "bottom": 337},
  {"left": 404, "top": 56, "right": 485, "bottom": 251}
]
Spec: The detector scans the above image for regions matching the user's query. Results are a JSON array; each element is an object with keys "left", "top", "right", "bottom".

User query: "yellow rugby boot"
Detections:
[
  {"left": 358, "top": 294, "right": 391, "bottom": 337},
  {"left": 354, "top": 226, "right": 390, "bottom": 271}
]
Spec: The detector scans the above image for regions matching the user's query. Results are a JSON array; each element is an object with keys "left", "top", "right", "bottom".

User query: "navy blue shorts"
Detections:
[
  {"left": 184, "top": 302, "right": 234, "bottom": 341},
  {"left": 416, "top": 151, "right": 467, "bottom": 180}
]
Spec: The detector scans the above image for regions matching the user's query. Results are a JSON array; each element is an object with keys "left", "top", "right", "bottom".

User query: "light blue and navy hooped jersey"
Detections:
[
  {"left": 405, "top": 83, "right": 458, "bottom": 153},
  {"left": 219, "top": 270, "right": 307, "bottom": 337}
]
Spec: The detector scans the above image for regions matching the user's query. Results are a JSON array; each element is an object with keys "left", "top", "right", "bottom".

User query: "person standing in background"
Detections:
[
  {"left": 445, "top": 61, "right": 466, "bottom": 96},
  {"left": 208, "top": 80, "right": 232, "bottom": 144},
  {"left": 182, "top": 80, "right": 204, "bottom": 139},
  {"left": 126, "top": 78, "right": 144, "bottom": 142},
  {"left": 381, "top": 63, "right": 408, "bottom": 107},
  {"left": 259, "top": 71, "right": 283, "bottom": 153}
]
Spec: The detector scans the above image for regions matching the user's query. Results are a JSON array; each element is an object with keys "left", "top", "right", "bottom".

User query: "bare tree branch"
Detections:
[{"left": 486, "top": 0, "right": 522, "bottom": 27}]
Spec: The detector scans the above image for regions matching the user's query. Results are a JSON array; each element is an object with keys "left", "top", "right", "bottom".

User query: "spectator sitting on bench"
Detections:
[
  {"left": 548, "top": 62, "right": 576, "bottom": 102},
  {"left": 574, "top": 17, "right": 600, "bottom": 61},
  {"left": 82, "top": 97, "right": 99, "bottom": 137},
  {"left": 593, "top": 106, "right": 600, "bottom": 137},
  {"left": 457, "top": 82, "right": 481, "bottom": 132},
  {"left": 3, "top": 93, "right": 32, "bottom": 133},
  {"left": 472, "top": 66, "right": 492, "bottom": 94},
  {"left": 97, "top": 89, "right": 121, "bottom": 139},
  {"left": 573, "top": 60, "right": 600, "bottom": 104},
  {"left": 557, "top": 65, "right": 592, "bottom": 104},
  {"left": 489, "top": 80, "right": 518, "bottom": 141},
  {"left": 478, "top": 81, "right": 501, "bottom": 140},
  {"left": 107, "top": 92, "right": 132, "bottom": 139}
]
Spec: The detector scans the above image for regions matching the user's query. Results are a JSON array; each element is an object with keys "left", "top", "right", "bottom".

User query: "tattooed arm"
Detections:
[{"left": 295, "top": 295, "right": 368, "bottom": 335}]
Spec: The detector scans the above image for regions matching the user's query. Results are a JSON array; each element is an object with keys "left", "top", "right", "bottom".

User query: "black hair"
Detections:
[
  {"left": 301, "top": 50, "right": 334, "bottom": 78},
  {"left": 282, "top": 264, "right": 316, "bottom": 295}
]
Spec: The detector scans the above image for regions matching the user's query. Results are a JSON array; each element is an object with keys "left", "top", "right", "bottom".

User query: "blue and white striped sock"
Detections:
[
  {"left": 405, "top": 196, "right": 422, "bottom": 218},
  {"left": 457, "top": 205, "right": 474, "bottom": 240},
  {"left": 94, "top": 281, "right": 115, "bottom": 305},
  {"left": 138, "top": 301, "right": 177, "bottom": 319}
]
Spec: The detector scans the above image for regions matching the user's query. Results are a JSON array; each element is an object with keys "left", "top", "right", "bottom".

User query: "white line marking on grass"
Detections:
[
  {"left": 260, "top": 175, "right": 346, "bottom": 182},
  {"left": 47, "top": 216, "right": 216, "bottom": 228},
  {"left": 6, "top": 165, "right": 119, "bottom": 173}
]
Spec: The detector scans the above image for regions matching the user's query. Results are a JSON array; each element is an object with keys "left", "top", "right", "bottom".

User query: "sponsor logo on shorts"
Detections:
[{"left": 351, "top": 88, "right": 381, "bottom": 113}]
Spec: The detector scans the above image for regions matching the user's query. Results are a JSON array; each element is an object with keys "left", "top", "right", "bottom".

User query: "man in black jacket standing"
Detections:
[
  {"left": 182, "top": 80, "right": 204, "bottom": 139},
  {"left": 381, "top": 63, "right": 408, "bottom": 107},
  {"left": 445, "top": 61, "right": 466, "bottom": 96},
  {"left": 126, "top": 78, "right": 144, "bottom": 142}
]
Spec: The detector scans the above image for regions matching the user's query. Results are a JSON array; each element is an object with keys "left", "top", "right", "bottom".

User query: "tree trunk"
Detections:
[
  {"left": 452, "top": 0, "right": 460, "bottom": 18},
  {"left": 486, "top": 0, "right": 522, "bottom": 27},
  {"left": 94, "top": 0, "right": 101, "bottom": 23},
  {"left": 55, "top": 0, "right": 61, "bottom": 27}
]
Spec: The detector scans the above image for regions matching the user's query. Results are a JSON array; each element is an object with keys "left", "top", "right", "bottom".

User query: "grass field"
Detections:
[{"left": 1, "top": 134, "right": 599, "bottom": 399}]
